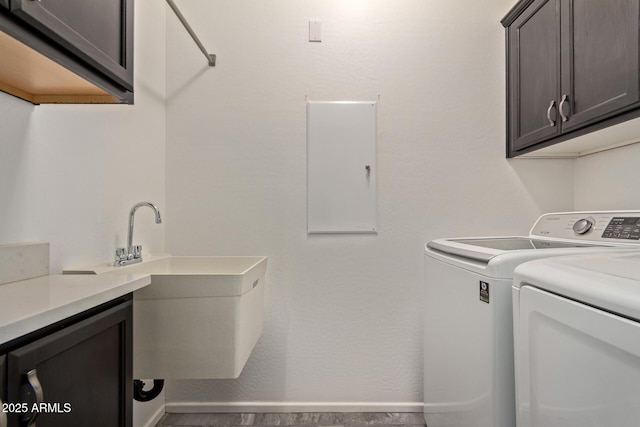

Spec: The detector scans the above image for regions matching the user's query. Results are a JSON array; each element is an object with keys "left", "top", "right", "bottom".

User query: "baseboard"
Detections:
[
  {"left": 141, "top": 404, "right": 167, "bottom": 427},
  {"left": 165, "top": 401, "right": 423, "bottom": 414}
]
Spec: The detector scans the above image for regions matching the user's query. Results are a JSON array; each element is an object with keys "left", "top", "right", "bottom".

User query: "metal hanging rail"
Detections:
[{"left": 166, "top": 0, "right": 216, "bottom": 67}]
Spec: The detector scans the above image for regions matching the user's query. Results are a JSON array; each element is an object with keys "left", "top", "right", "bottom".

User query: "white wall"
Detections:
[
  {"left": 574, "top": 143, "right": 640, "bottom": 210},
  {"left": 0, "top": 0, "right": 167, "bottom": 424},
  {"left": 164, "top": 0, "right": 574, "bottom": 409},
  {"left": 0, "top": 0, "right": 166, "bottom": 273}
]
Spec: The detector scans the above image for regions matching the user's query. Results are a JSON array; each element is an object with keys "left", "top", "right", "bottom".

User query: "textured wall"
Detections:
[
  {"left": 0, "top": 0, "right": 167, "bottom": 424},
  {"left": 574, "top": 142, "right": 640, "bottom": 211},
  {"left": 164, "top": 0, "right": 574, "bottom": 408}
]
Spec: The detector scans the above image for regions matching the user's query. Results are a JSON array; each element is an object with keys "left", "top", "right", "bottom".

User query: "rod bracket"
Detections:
[{"left": 166, "top": 0, "right": 216, "bottom": 67}]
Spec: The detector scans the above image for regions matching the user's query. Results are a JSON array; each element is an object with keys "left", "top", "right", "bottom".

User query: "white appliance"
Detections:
[
  {"left": 513, "top": 250, "right": 640, "bottom": 427},
  {"left": 424, "top": 211, "right": 640, "bottom": 427}
]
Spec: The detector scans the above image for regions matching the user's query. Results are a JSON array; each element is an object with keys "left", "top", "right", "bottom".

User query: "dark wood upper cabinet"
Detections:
[
  {"left": 0, "top": 0, "right": 133, "bottom": 104},
  {"left": 503, "top": 0, "right": 640, "bottom": 157},
  {"left": 560, "top": 0, "right": 639, "bottom": 131},
  {"left": 508, "top": 0, "right": 561, "bottom": 152},
  {"left": 9, "top": 0, "right": 133, "bottom": 91}
]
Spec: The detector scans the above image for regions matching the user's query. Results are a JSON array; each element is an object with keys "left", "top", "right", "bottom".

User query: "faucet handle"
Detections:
[
  {"left": 115, "top": 247, "right": 128, "bottom": 262},
  {"left": 133, "top": 245, "right": 142, "bottom": 259}
]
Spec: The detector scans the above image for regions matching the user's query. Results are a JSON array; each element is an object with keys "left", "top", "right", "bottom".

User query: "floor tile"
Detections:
[{"left": 155, "top": 412, "right": 425, "bottom": 427}]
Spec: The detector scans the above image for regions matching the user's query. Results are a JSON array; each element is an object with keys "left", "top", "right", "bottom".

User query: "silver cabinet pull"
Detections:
[
  {"left": 25, "top": 369, "right": 43, "bottom": 427},
  {"left": 559, "top": 94, "right": 569, "bottom": 122},
  {"left": 546, "top": 100, "right": 556, "bottom": 126},
  {"left": 0, "top": 398, "right": 6, "bottom": 427}
]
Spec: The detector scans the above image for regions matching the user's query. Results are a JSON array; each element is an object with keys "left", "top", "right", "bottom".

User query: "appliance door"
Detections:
[
  {"left": 517, "top": 285, "right": 640, "bottom": 427},
  {"left": 424, "top": 254, "right": 514, "bottom": 427}
]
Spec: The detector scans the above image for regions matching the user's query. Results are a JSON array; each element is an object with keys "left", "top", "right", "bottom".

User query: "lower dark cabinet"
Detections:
[
  {"left": 1, "top": 355, "right": 6, "bottom": 427},
  {"left": 1, "top": 298, "right": 132, "bottom": 427}
]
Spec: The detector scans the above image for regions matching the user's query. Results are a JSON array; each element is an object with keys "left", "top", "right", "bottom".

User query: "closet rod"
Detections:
[{"left": 166, "top": 0, "right": 216, "bottom": 66}]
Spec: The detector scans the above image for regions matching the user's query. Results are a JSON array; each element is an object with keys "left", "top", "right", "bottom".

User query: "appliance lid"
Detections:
[
  {"left": 514, "top": 251, "right": 640, "bottom": 320},
  {"left": 450, "top": 237, "right": 595, "bottom": 250},
  {"left": 427, "top": 237, "right": 604, "bottom": 263}
]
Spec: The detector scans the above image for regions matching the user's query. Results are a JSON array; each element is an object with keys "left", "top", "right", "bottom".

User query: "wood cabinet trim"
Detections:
[{"left": 502, "top": 0, "right": 537, "bottom": 27}]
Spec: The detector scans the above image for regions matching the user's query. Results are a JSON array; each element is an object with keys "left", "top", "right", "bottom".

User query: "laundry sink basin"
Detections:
[
  {"left": 64, "top": 255, "right": 267, "bottom": 379},
  {"left": 107, "top": 255, "right": 267, "bottom": 299}
]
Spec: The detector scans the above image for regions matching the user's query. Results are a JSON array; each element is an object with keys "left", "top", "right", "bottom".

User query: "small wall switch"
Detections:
[{"left": 309, "top": 20, "right": 322, "bottom": 42}]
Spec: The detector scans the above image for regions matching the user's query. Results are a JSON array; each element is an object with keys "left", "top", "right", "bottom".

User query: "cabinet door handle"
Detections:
[
  {"left": 546, "top": 100, "right": 556, "bottom": 126},
  {"left": 559, "top": 94, "right": 569, "bottom": 122},
  {"left": 25, "top": 369, "right": 43, "bottom": 427},
  {"left": 0, "top": 398, "right": 7, "bottom": 427}
]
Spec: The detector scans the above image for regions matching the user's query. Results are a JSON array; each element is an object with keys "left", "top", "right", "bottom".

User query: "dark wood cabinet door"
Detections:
[
  {"left": 0, "top": 355, "right": 5, "bottom": 427},
  {"left": 560, "top": 0, "right": 640, "bottom": 131},
  {"left": 6, "top": 301, "right": 132, "bottom": 427},
  {"left": 0, "top": 355, "right": 5, "bottom": 400},
  {"left": 508, "top": 0, "right": 560, "bottom": 152},
  {"left": 9, "top": 0, "right": 133, "bottom": 91}
]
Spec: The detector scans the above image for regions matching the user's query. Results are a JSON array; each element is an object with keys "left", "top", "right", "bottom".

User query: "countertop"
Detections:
[{"left": 0, "top": 273, "right": 151, "bottom": 345}]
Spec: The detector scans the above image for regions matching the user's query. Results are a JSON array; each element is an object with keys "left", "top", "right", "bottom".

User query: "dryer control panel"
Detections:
[
  {"left": 602, "top": 217, "right": 640, "bottom": 240},
  {"left": 530, "top": 211, "right": 640, "bottom": 243}
]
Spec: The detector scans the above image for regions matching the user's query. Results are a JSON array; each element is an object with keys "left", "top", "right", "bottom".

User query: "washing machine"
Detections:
[
  {"left": 424, "top": 211, "right": 640, "bottom": 427},
  {"left": 513, "top": 249, "right": 640, "bottom": 427}
]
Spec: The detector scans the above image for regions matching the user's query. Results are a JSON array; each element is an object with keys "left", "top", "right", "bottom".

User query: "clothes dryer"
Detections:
[
  {"left": 513, "top": 251, "right": 640, "bottom": 427},
  {"left": 424, "top": 211, "right": 640, "bottom": 427}
]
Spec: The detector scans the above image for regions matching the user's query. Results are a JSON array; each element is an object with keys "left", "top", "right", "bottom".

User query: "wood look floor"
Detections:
[{"left": 156, "top": 412, "right": 427, "bottom": 427}]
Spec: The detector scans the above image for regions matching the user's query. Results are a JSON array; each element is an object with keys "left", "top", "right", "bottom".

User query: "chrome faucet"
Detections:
[{"left": 114, "top": 202, "right": 162, "bottom": 266}]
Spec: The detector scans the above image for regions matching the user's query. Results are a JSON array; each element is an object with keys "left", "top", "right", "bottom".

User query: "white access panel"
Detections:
[
  {"left": 307, "top": 101, "right": 377, "bottom": 234},
  {"left": 516, "top": 286, "right": 640, "bottom": 427}
]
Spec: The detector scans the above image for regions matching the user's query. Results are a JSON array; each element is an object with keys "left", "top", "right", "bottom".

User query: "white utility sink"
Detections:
[{"left": 65, "top": 255, "right": 267, "bottom": 379}]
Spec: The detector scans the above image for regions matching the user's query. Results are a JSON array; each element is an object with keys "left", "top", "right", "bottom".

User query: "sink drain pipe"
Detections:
[{"left": 133, "top": 379, "right": 165, "bottom": 402}]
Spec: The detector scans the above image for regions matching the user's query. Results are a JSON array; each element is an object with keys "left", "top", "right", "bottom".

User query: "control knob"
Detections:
[{"left": 573, "top": 217, "right": 594, "bottom": 235}]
